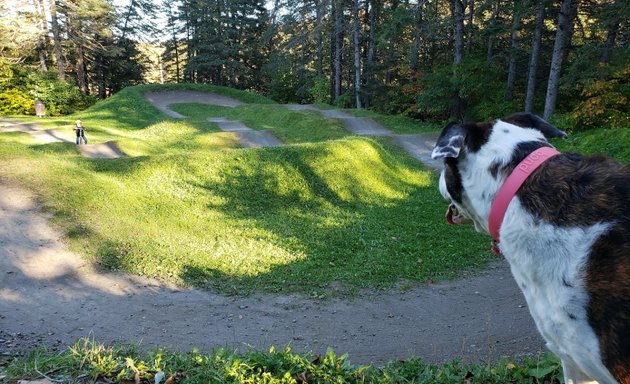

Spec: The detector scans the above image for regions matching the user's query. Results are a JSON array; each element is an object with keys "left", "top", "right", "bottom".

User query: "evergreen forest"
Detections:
[{"left": 1, "top": 0, "right": 628, "bottom": 129}]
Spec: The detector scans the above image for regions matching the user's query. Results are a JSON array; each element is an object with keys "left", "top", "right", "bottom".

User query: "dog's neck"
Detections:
[{"left": 488, "top": 147, "right": 561, "bottom": 243}]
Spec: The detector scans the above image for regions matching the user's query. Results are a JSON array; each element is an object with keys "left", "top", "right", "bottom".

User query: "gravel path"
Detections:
[
  {"left": 0, "top": 94, "right": 547, "bottom": 365},
  {"left": 144, "top": 91, "right": 244, "bottom": 118},
  {"left": 284, "top": 104, "right": 441, "bottom": 170},
  {"left": 207, "top": 117, "right": 282, "bottom": 148}
]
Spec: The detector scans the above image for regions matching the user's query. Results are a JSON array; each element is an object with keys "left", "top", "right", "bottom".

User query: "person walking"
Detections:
[{"left": 74, "top": 119, "right": 87, "bottom": 145}]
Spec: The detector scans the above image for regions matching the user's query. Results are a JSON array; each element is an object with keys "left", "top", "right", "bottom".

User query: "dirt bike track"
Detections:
[{"left": 0, "top": 92, "right": 546, "bottom": 365}]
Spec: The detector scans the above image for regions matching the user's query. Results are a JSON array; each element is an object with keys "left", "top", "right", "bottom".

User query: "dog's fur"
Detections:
[{"left": 431, "top": 112, "right": 630, "bottom": 384}]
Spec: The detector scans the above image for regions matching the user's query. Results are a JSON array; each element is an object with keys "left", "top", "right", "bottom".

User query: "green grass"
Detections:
[
  {"left": 1, "top": 338, "right": 563, "bottom": 384},
  {"left": 0, "top": 84, "right": 492, "bottom": 296},
  {"left": 553, "top": 127, "right": 630, "bottom": 164},
  {"left": 0, "top": 132, "right": 489, "bottom": 296}
]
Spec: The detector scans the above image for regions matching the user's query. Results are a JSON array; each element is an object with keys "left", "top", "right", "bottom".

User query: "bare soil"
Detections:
[{"left": 0, "top": 94, "right": 546, "bottom": 365}]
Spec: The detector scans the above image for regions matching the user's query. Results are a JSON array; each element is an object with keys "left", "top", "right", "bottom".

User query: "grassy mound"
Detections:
[
  {"left": 0, "top": 83, "right": 492, "bottom": 295},
  {"left": 0, "top": 132, "right": 489, "bottom": 295}
]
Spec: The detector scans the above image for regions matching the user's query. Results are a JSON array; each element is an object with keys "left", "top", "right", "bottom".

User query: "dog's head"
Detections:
[{"left": 431, "top": 112, "right": 567, "bottom": 235}]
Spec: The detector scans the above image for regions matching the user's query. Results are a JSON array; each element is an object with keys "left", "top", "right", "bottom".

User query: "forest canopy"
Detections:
[{"left": 0, "top": 0, "right": 627, "bottom": 129}]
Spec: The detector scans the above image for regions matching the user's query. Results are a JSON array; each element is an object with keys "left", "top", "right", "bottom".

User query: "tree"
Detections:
[
  {"left": 543, "top": 0, "right": 577, "bottom": 119},
  {"left": 331, "top": 0, "right": 343, "bottom": 102},
  {"left": 504, "top": 0, "right": 521, "bottom": 102},
  {"left": 352, "top": 0, "right": 362, "bottom": 108},
  {"left": 452, "top": 0, "right": 465, "bottom": 118},
  {"left": 524, "top": 1, "right": 545, "bottom": 113},
  {"left": 49, "top": 0, "right": 65, "bottom": 80}
]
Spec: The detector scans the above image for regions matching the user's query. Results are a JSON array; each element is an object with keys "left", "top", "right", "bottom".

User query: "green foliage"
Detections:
[
  {"left": 262, "top": 55, "right": 311, "bottom": 104},
  {"left": 25, "top": 71, "right": 96, "bottom": 115},
  {"left": 554, "top": 125, "right": 630, "bottom": 164},
  {"left": 4, "top": 338, "right": 563, "bottom": 384},
  {"left": 0, "top": 60, "right": 95, "bottom": 116},
  {"left": 0, "top": 88, "right": 34, "bottom": 114},
  {"left": 310, "top": 76, "right": 330, "bottom": 104},
  {"left": 571, "top": 66, "right": 630, "bottom": 131},
  {"left": 416, "top": 66, "right": 454, "bottom": 120}
]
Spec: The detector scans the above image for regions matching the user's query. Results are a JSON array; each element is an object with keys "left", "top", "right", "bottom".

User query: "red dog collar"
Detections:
[{"left": 488, "top": 147, "right": 561, "bottom": 245}]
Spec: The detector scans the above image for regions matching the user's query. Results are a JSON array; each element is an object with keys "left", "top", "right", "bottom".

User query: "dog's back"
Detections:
[
  {"left": 431, "top": 113, "right": 630, "bottom": 383},
  {"left": 519, "top": 153, "right": 630, "bottom": 383}
]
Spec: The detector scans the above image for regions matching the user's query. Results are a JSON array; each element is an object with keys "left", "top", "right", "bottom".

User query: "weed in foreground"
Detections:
[{"left": 2, "top": 338, "right": 562, "bottom": 383}]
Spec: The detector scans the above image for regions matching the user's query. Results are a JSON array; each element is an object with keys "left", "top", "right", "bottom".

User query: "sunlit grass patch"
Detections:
[{"left": 0, "top": 130, "right": 490, "bottom": 296}]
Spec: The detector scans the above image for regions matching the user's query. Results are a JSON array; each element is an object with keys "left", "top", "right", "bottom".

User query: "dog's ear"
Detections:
[
  {"left": 432, "top": 123, "right": 466, "bottom": 159},
  {"left": 503, "top": 112, "right": 568, "bottom": 139}
]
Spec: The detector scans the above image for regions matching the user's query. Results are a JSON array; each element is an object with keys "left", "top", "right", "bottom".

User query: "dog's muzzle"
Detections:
[{"left": 445, "top": 204, "right": 472, "bottom": 225}]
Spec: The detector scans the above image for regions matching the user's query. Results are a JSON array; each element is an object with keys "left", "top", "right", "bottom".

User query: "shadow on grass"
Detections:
[
  {"left": 29, "top": 142, "right": 79, "bottom": 155},
  {"left": 178, "top": 140, "right": 489, "bottom": 295},
  {"left": 80, "top": 155, "right": 151, "bottom": 175}
]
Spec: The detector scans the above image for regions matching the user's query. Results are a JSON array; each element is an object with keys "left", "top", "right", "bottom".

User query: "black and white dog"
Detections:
[{"left": 431, "top": 112, "right": 629, "bottom": 384}]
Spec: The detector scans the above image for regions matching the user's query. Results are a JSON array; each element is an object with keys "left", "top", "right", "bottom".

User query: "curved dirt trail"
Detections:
[
  {"left": 0, "top": 184, "right": 545, "bottom": 364},
  {"left": 0, "top": 94, "right": 546, "bottom": 365}
]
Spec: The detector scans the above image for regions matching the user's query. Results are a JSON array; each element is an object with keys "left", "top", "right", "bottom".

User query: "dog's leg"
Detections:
[
  {"left": 562, "top": 356, "right": 619, "bottom": 384},
  {"left": 562, "top": 357, "right": 600, "bottom": 384}
]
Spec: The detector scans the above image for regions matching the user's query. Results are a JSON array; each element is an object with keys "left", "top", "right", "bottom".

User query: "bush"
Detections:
[
  {"left": 26, "top": 70, "right": 96, "bottom": 115},
  {"left": 310, "top": 76, "right": 330, "bottom": 104},
  {"left": 0, "top": 60, "right": 95, "bottom": 116},
  {"left": 572, "top": 65, "right": 629, "bottom": 131},
  {"left": 0, "top": 88, "right": 34, "bottom": 114}
]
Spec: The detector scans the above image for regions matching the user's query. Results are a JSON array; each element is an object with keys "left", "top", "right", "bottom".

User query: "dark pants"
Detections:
[{"left": 76, "top": 129, "right": 87, "bottom": 144}]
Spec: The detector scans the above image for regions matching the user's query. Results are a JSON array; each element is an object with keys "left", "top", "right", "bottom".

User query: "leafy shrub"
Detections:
[
  {"left": 416, "top": 56, "right": 511, "bottom": 121},
  {"left": 0, "top": 60, "right": 95, "bottom": 116},
  {"left": 416, "top": 66, "right": 454, "bottom": 120},
  {"left": 0, "top": 88, "right": 34, "bottom": 114},
  {"left": 26, "top": 70, "right": 96, "bottom": 115},
  {"left": 310, "top": 75, "right": 330, "bottom": 104},
  {"left": 572, "top": 66, "right": 629, "bottom": 131}
]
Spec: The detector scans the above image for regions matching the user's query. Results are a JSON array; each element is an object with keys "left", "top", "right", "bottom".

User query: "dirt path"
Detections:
[
  {"left": 144, "top": 91, "right": 244, "bottom": 118},
  {"left": 0, "top": 94, "right": 547, "bottom": 365},
  {"left": 0, "top": 183, "right": 545, "bottom": 365},
  {"left": 207, "top": 117, "right": 282, "bottom": 148},
  {"left": 284, "top": 104, "right": 442, "bottom": 170}
]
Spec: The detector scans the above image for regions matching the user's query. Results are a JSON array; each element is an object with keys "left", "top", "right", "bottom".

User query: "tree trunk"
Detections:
[
  {"left": 95, "top": 49, "right": 106, "bottom": 99},
  {"left": 410, "top": 0, "right": 425, "bottom": 72},
  {"left": 32, "top": 0, "right": 48, "bottom": 71},
  {"left": 524, "top": 2, "right": 545, "bottom": 113},
  {"left": 363, "top": 0, "right": 378, "bottom": 109},
  {"left": 120, "top": 0, "right": 135, "bottom": 41},
  {"left": 504, "top": 1, "right": 521, "bottom": 102},
  {"left": 352, "top": 0, "right": 362, "bottom": 109},
  {"left": 452, "top": 0, "right": 465, "bottom": 118},
  {"left": 453, "top": 0, "right": 464, "bottom": 65},
  {"left": 49, "top": 0, "right": 65, "bottom": 80},
  {"left": 333, "top": 0, "right": 343, "bottom": 102},
  {"left": 602, "top": 19, "right": 619, "bottom": 65},
  {"left": 315, "top": 0, "right": 324, "bottom": 76},
  {"left": 465, "top": 0, "right": 474, "bottom": 54},
  {"left": 486, "top": 0, "right": 500, "bottom": 62},
  {"left": 543, "top": 0, "right": 577, "bottom": 119}
]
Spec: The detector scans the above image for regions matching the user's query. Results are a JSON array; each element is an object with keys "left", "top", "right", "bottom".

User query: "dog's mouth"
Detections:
[{"left": 446, "top": 204, "right": 472, "bottom": 225}]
